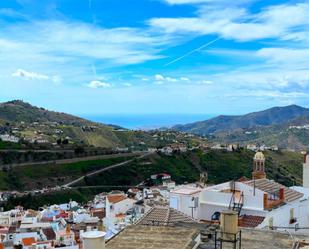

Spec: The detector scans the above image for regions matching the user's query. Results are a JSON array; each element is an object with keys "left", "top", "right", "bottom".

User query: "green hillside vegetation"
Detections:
[
  {"left": 79, "top": 149, "right": 303, "bottom": 188},
  {"left": 0, "top": 100, "right": 160, "bottom": 148},
  {"left": 0, "top": 140, "right": 21, "bottom": 150},
  {"left": 173, "top": 105, "right": 309, "bottom": 150},
  {"left": 0, "top": 155, "right": 134, "bottom": 190},
  {"left": 2, "top": 149, "right": 303, "bottom": 210},
  {"left": 197, "top": 149, "right": 302, "bottom": 186},
  {"left": 0, "top": 149, "right": 302, "bottom": 192},
  {"left": 81, "top": 152, "right": 201, "bottom": 187},
  {"left": 213, "top": 116, "right": 309, "bottom": 150},
  {"left": 0, "top": 100, "right": 205, "bottom": 149},
  {"left": 174, "top": 105, "right": 309, "bottom": 135},
  {"left": 0, "top": 100, "right": 90, "bottom": 125}
]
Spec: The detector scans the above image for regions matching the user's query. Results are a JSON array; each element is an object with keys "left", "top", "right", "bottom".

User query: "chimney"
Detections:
[
  {"left": 303, "top": 152, "right": 309, "bottom": 188},
  {"left": 220, "top": 210, "right": 239, "bottom": 249},
  {"left": 279, "top": 187, "right": 285, "bottom": 201},
  {"left": 82, "top": 231, "right": 106, "bottom": 249},
  {"left": 66, "top": 224, "right": 71, "bottom": 235},
  {"left": 263, "top": 193, "right": 268, "bottom": 209}
]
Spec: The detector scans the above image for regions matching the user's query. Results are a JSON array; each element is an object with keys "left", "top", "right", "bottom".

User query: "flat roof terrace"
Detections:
[{"left": 106, "top": 225, "right": 200, "bottom": 249}]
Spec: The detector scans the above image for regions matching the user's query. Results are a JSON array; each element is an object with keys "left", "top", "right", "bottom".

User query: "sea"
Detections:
[{"left": 81, "top": 114, "right": 214, "bottom": 130}]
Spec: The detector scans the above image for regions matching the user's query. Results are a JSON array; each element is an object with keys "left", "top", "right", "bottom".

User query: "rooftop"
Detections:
[
  {"left": 107, "top": 194, "right": 128, "bottom": 204},
  {"left": 245, "top": 178, "right": 304, "bottom": 203},
  {"left": 170, "top": 184, "right": 202, "bottom": 195},
  {"left": 137, "top": 206, "right": 196, "bottom": 225},
  {"left": 22, "top": 237, "right": 36, "bottom": 246},
  {"left": 106, "top": 225, "right": 199, "bottom": 249},
  {"left": 238, "top": 215, "right": 265, "bottom": 228}
]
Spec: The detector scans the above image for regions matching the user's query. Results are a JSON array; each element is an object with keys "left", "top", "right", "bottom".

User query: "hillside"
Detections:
[
  {"left": 0, "top": 100, "right": 158, "bottom": 148},
  {"left": 78, "top": 149, "right": 303, "bottom": 188},
  {"left": 2, "top": 149, "right": 302, "bottom": 191},
  {"left": 210, "top": 115, "right": 309, "bottom": 150},
  {"left": 173, "top": 105, "right": 309, "bottom": 135},
  {"left": 0, "top": 100, "right": 92, "bottom": 126},
  {"left": 0, "top": 100, "right": 207, "bottom": 149},
  {"left": 0, "top": 155, "right": 135, "bottom": 190},
  {"left": 173, "top": 105, "right": 309, "bottom": 149},
  {"left": 2, "top": 149, "right": 303, "bottom": 210}
]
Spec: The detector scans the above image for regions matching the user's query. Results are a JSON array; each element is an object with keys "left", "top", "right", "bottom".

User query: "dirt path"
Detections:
[
  {"left": 1, "top": 151, "right": 145, "bottom": 168},
  {"left": 63, "top": 152, "right": 153, "bottom": 187}
]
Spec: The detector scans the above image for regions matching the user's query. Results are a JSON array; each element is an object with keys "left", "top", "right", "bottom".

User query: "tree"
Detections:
[
  {"left": 62, "top": 139, "right": 69, "bottom": 145},
  {"left": 74, "top": 146, "right": 85, "bottom": 155},
  {"left": 57, "top": 138, "right": 62, "bottom": 145}
]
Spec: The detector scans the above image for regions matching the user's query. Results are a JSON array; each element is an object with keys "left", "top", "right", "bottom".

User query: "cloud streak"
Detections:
[
  {"left": 12, "top": 69, "right": 61, "bottom": 83},
  {"left": 87, "top": 80, "right": 112, "bottom": 89},
  {"left": 151, "top": 3, "right": 309, "bottom": 42}
]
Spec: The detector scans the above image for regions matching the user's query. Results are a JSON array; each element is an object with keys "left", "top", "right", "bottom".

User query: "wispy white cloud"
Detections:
[
  {"left": 180, "top": 77, "right": 190, "bottom": 81},
  {"left": 11, "top": 69, "right": 61, "bottom": 83},
  {"left": 87, "top": 80, "right": 112, "bottom": 89},
  {"left": 163, "top": 0, "right": 252, "bottom": 5},
  {"left": 155, "top": 74, "right": 165, "bottom": 81},
  {"left": 0, "top": 20, "right": 173, "bottom": 87},
  {"left": 12, "top": 69, "right": 49, "bottom": 80},
  {"left": 256, "top": 48, "right": 309, "bottom": 68},
  {"left": 150, "top": 3, "right": 309, "bottom": 42},
  {"left": 154, "top": 74, "right": 192, "bottom": 84},
  {"left": 198, "top": 80, "right": 213, "bottom": 85},
  {"left": 0, "top": 8, "right": 27, "bottom": 19}
]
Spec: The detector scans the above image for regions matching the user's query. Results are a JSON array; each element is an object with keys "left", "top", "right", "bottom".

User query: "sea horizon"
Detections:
[{"left": 81, "top": 113, "right": 215, "bottom": 130}]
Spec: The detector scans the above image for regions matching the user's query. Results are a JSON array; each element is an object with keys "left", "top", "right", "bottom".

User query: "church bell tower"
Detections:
[{"left": 252, "top": 151, "right": 266, "bottom": 180}]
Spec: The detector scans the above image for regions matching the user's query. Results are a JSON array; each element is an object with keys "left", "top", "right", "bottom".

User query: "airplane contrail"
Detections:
[
  {"left": 91, "top": 63, "right": 97, "bottom": 78},
  {"left": 164, "top": 37, "right": 222, "bottom": 67}
]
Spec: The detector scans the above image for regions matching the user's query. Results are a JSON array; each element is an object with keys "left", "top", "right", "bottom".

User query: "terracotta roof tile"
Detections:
[
  {"left": 22, "top": 237, "right": 36, "bottom": 246},
  {"left": 244, "top": 178, "right": 303, "bottom": 203},
  {"left": 107, "top": 195, "right": 127, "bottom": 204},
  {"left": 137, "top": 207, "right": 196, "bottom": 225},
  {"left": 42, "top": 227, "right": 56, "bottom": 240},
  {"left": 239, "top": 215, "right": 265, "bottom": 228}
]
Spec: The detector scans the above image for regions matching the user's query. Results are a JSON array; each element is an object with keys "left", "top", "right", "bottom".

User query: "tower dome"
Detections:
[{"left": 254, "top": 151, "right": 265, "bottom": 161}]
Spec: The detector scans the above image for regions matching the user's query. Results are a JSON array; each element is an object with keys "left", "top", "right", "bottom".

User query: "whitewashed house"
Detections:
[
  {"left": 0, "top": 134, "right": 20, "bottom": 143},
  {"left": 104, "top": 192, "right": 135, "bottom": 229},
  {"left": 169, "top": 184, "right": 202, "bottom": 219},
  {"left": 197, "top": 151, "right": 309, "bottom": 233}
]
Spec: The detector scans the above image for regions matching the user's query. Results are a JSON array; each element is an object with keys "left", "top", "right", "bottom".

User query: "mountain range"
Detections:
[
  {"left": 173, "top": 105, "right": 309, "bottom": 150},
  {"left": 2, "top": 100, "right": 309, "bottom": 150}
]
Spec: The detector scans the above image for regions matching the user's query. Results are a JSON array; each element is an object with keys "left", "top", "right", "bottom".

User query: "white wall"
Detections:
[
  {"left": 109, "top": 199, "right": 134, "bottom": 218},
  {"left": 198, "top": 181, "right": 266, "bottom": 221},
  {"left": 169, "top": 192, "right": 200, "bottom": 219},
  {"left": 303, "top": 155, "right": 309, "bottom": 188},
  {"left": 105, "top": 198, "right": 135, "bottom": 229},
  {"left": 259, "top": 198, "right": 309, "bottom": 234}
]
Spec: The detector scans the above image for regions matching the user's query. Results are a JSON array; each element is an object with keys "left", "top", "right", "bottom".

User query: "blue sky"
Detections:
[{"left": 1, "top": 0, "right": 309, "bottom": 116}]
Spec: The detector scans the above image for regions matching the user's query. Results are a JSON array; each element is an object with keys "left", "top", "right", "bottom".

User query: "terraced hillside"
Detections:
[{"left": 2, "top": 149, "right": 303, "bottom": 210}]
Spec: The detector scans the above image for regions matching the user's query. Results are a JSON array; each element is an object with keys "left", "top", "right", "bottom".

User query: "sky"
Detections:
[{"left": 1, "top": 0, "right": 309, "bottom": 116}]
